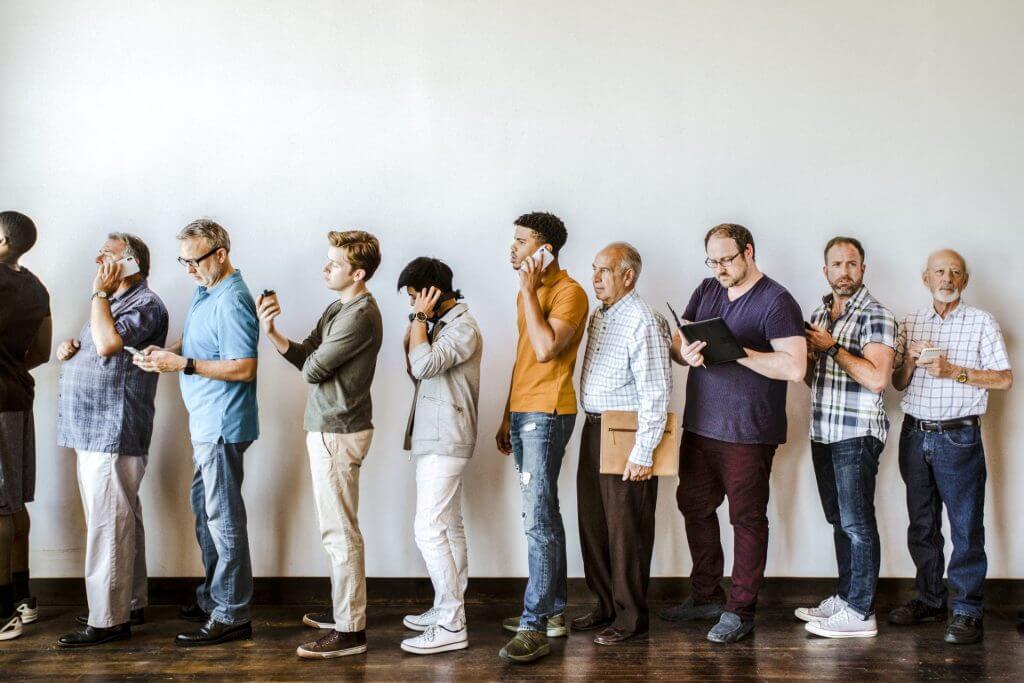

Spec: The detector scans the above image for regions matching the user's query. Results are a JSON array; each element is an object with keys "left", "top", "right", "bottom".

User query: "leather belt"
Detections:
[
  {"left": 906, "top": 415, "right": 980, "bottom": 432},
  {"left": 585, "top": 412, "right": 602, "bottom": 424}
]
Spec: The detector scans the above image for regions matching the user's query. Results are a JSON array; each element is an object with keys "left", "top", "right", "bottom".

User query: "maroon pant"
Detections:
[{"left": 675, "top": 431, "right": 776, "bottom": 620}]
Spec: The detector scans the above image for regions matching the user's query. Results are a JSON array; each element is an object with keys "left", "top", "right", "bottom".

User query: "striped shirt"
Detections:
[
  {"left": 580, "top": 291, "right": 672, "bottom": 466},
  {"left": 895, "top": 303, "right": 1010, "bottom": 420},
  {"left": 809, "top": 286, "right": 897, "bottom": 444}
]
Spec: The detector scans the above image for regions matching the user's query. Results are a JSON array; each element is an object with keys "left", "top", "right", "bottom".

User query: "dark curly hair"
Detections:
[
  {"left": 397, "top": 256, "right": 458, "bottom": 296},
  {"left": 515, "top": 212, "right": 567, "bottom": 256}
]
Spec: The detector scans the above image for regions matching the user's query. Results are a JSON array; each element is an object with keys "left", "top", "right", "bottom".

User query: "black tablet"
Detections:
[{"left": 680, "top": 317, "right": 747, "bottom": 365}]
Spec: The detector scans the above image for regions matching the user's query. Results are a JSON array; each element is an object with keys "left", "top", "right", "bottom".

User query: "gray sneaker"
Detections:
[
  {"left": 794, "top": 595, "right": 846, "bottom": 623},
  {"left": 805, "top": 606, "right": 878, "bottom": 639},
  {"left": 498, "top": 629, "right": 550, "bottom": 663},
  {"left": 707, "top": 611, "right": 754, "bottom": 643},
  {"left": 659, "top": 596, "right": 725, "bottom": 622},
  {"left": 501, "top": 613, "right": 567, "bottom": 637}
]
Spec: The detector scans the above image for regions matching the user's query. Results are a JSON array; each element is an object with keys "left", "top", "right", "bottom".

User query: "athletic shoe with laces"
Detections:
[
  {"left": 401, "top": 624, "right": 469, "bottom": 655},
  {"left": 0, "top": 613, "right": 23, "bottom": 641},
  {"left": 805, "top": 605, "right": 878, "bottom": 638},
  {"left": 15, "top": 597, "right": 38, "bottom": 625},
  {"left": 794, "top": 594, "right": 846, "bottom": 623},
  {"left": 403, "top": 607, "right": 440, "bottom": 631}
]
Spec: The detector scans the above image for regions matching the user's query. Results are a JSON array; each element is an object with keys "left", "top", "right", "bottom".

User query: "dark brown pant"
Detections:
[
  {"left": 675, "top": 431, "right": 776, "bottom": 620},
  {"left": 577, "top": 416, "right": 658, "bottom": 633}
]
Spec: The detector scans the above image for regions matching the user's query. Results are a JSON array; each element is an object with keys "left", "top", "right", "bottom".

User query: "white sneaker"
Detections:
[
  {"left": 400, "top": 625, "right": 468, "bottom": 655},
  {"left": 0, "top": 614, "right": 23, "bottom": 641},
  {"left": 403, "top": 607, "right": 440, "bottom": 632},
  {"left": 805, "top": 606, "right": 878, "bottom": 638},
  {"left": 794, "top": 594, "right": 845, "bottom": 623},
  {"left": 15, "top": 597, "right": 38, "bottom": 625}
]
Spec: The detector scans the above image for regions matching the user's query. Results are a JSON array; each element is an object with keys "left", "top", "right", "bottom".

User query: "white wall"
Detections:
[{"left": 2, "top": 0, "right": 1021, "bottom": 580}]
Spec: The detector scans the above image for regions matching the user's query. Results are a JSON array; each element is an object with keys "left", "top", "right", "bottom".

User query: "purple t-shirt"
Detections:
[{"left": 682, "top": 275, "right": 804, "bottom": 445}]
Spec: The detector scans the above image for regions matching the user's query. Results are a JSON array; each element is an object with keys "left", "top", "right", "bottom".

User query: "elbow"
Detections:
[
  {"left": 1001, "top": 372, "right": 1014, "bottom": 391},
  {"left": 866, "top": 378, "right": 888, "bottom": 394},
  {"left": 95, "top": 342, "right": 123, "bottom": 358},
  {"left": 239, "top": 360, "right": 258, "bottom": 383},
  {"left": 786, "top": 365, "right": 805, "bottom": 383},
  {"left": 534, "top": 349, "right": 556, "bottom": 364}
]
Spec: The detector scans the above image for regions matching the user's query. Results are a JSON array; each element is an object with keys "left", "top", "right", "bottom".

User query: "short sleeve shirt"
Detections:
[
  {"left": 682, "top": 275, "right": 804, "bottom": 445},
  {"left": 180, "top": 270, "right": 260, "bottom": 443},
  {"left": 509, "top": 268, "right": 589, "bottom": 415},
  {"left": 0, "top": 265, "right": 50, "bottom": 412}
]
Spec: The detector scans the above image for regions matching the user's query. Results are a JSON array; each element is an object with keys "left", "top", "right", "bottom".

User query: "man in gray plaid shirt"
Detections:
[{"left": 798, "top": 236, "right": 896, "bottom": 639}]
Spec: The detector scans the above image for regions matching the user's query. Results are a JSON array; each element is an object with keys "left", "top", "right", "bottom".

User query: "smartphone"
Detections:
[
  {"left": 918, "top": 347, "right": 942, "bottom": 362},
  {"left": 531, "top": 246, "right": 552, "bottom": 270},
  {"left": 123, "top": 345, "right": 144, "bottom": 358},
  {"left": 115, "top": 255, "right": 141, "bottom": 278}
]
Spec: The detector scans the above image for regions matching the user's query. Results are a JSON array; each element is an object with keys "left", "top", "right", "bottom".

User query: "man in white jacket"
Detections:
[{"left": 397, "top": 257, "right": 483, "bottom": 655}]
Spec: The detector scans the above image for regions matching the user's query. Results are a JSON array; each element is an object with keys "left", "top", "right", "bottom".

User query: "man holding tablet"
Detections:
[{"left": 660, "top": 223, "right": 805, "bottom": 644}]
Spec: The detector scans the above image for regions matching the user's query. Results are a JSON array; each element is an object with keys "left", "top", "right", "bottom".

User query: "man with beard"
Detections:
[
  {"left": 796, "top": 237, "right": 896, "bottom": 639},
  {"left": 888, "top": 249, "right": 1011, "bottom": 644},
  {"left": 660, "top": 223, "right": 805, "bottom": 643}
]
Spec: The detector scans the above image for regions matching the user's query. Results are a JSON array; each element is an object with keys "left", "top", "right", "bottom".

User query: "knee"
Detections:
[{"left": 12, "top": 509, "right": 30, "bottom": 539}]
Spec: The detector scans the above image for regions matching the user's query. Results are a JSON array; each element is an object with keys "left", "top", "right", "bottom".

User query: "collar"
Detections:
[
  {"left": 200, "top": 270, "right": 242, "bottom": 298},
  {"left": 540, "top": 266, "right": 568, "bottom": 289},
  {"left": 111, "top": 279, "right": 146, "bottom": 303},
  {"left": 341, "top": 290, "right": 372, "bottom": 311},
  {"left": 925, "top": 300, "right": 966, "bottom": 322},
  {"left": 437, "top": 302, "right": 468, "bottom": 324},
  {"left": 821, "top": 285, "right": 870, "bottom": 316},
  {"left": 599, "top": 290, "right": 637, "bottom": 317}
]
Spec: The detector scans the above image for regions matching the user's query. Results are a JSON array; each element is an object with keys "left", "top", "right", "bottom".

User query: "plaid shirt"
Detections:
[
  {"left": 895, "top": 303, "right": 1010, "bottom": 420},
  {"left": 809, "top": 286, "right": 897, "bottom": 444},
  {"left": 57, "top": 281, "right": 169, "bottom": 456},
  {"left": 580, "top": 291, "right": 672, "bottom": 466}
]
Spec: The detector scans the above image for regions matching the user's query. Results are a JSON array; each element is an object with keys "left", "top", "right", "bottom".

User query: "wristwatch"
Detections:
[
  {"left": 409, "top": 312, "right": 428, "bottom": 324},
  {"left": 956, "top": 368, "right": 969, "bottom": 384},
  {"left": 826, "top": 343, "right": 841, "bottom": 359},
  {"left": 91, "top": 291, "right": 109, "bottom": 300},
  {"left": 184, "top": 358, "right": 196, "bottom": 375}
]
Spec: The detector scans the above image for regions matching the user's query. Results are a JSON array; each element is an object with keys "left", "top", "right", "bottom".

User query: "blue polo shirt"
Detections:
[{"left": 180, "top": 270, "right": 260, "bottom": 444}]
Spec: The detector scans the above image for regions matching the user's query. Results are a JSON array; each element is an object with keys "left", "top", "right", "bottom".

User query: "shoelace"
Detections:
[
  {"left": 819, "top": 595, "right": 843, "bottom": 613},
  {"left": 420, "top": 626, "right": 438, "bottom": 642},
  {"left": 824, "top": 607, "right": 851, "bottom": 627}
]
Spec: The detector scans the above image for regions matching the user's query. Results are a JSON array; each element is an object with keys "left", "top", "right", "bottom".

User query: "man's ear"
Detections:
[{"left": 352, "top": 268, "right": 367, "bottom": 283}]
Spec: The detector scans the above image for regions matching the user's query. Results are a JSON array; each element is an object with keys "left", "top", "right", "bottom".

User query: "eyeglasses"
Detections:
[
  {"left": 705, "top": 251, "right": 742, "bottom": 269},
  {"left": 177, "top": 247, "right": 222, "bottom": 269}
]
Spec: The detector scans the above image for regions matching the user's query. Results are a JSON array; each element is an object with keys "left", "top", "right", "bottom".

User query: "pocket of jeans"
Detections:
[{"left": 942, "top": 426, "right": 980, "bottom": 449}]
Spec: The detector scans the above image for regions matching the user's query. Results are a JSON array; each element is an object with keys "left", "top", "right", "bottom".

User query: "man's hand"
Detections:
[
  {"left": 517, "top": 253, "right": 544, "bottom": 295},
  {"left": 413, "top": 287, "right": 443, "bottom": 318},
  {"left": 133, "top": 348, "right": 187, "bottom": 374},
  {"left": 57, "top": 338, "right": 80, "bottom": 361},
  {"left": 805, "top": 324, "right": 836, "bottom": 354},
  {"left": 257, "top": 293, "right": 281, "bottom": 334},
  {"left": 495, "top": 415, "right": 512, "bottom": 455},
  {"left": 623, "top": 462, "right": 653, "bottom": 481},
  {"left": 908, "top": 340, "right": 930, "bottom": 362},
  {"left": 679, "top": 338, "right": 707, "bottom": 367},
  {"left": 92, "top": 261, "right": 122, "bottom": 297},
  {"left": 918, "top": 353, "right": 958, "bottom": 379}
]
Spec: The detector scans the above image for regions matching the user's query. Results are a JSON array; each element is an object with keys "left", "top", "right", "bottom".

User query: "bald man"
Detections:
[
  {"left": 574, "top": 243, "right": 671, "bottom": 645},
  {"left": 889, "top": 249, "right": 1012, "bottom": 645}
]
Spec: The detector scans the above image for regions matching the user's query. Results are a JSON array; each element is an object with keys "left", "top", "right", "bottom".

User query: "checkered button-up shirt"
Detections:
[
  {"left": 580, "top": 291, "right": 672, "bottom": 466},
  {"left": 809, "top": 286, "right": 897, "bottom": 444},
  {"left": 57, "top": 281, "right": 169, "bottom": 456},
  {"left": 895, "top": 302, "right": 1010, "bottom": 421}
]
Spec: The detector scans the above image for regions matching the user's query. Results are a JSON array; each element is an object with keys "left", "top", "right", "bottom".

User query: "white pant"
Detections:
[
  {"left": 414, "top": 453, "right": 469, "bottom": 630},
  {"left": 307, "top": 430, "right": 373, "bottom": 632},
  {"left": 76, "top": 451, "right": 148, "bottom": 628}
]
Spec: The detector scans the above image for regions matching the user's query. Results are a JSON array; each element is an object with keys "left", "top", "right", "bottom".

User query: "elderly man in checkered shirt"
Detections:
[
  {"left": 798, "top": 236, "right": 896, "bottom": 639},
  {"left": 573, "top": 242, "right": 671, "bottom": 646},
  {"left": 887, "top": 249, "right": 1012, "bottom": 645}
]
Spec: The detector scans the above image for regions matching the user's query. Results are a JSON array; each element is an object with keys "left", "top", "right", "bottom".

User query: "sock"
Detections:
[
  {"left": 11, "top": 571, "right": 29, "bottom": 602},
  {"left": 0, "top": 584, "right": 13, "bottom": 618}
]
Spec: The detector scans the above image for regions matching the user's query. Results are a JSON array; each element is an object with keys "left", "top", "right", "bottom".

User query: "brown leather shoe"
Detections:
[
  {"left": 593, "top": 626, "right": 648, "bottom": 645},
  {"left": 571, "top": 611, "right": 614, "bottom": 632}
]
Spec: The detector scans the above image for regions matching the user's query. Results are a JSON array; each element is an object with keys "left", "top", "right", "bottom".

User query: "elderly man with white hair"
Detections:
[{"left": 888, "top": 249, "right": 1012, "bottom": 645}]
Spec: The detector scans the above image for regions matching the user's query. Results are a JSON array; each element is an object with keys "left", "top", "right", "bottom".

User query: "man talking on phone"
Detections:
[{"left": 55, "top": 233, "right": 168, "bottom": 647}]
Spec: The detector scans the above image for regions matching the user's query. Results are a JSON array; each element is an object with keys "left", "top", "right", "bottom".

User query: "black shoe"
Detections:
[
  {"left": 178, "top": 603, "right": 211, "bottom": 623},
  {"left": 944, "top": 614, "right": 983, "bottom": 644},
  {"left": 888, "top": 599, "right": 946, "bottom": 626},
  {"left": 58, "top": 623, "right": 131, "bottom": 647},
  {"left": 176, "top": 617, "right": 252, "bottom": 647},
  {"left": 659, "top": 596, "right": 725, "bottom": 622},
  {"left": 77, "top": 608, "right": 144, "bottom": 627}
]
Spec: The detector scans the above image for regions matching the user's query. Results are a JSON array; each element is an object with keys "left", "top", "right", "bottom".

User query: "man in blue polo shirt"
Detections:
[{"left": 135, "top": 218, "right": 259, "bottom": 647}]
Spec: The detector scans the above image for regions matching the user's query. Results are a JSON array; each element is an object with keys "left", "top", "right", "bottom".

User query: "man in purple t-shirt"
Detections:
[{"left": 659, "top": 224, "right": 806, "bottom": 644}]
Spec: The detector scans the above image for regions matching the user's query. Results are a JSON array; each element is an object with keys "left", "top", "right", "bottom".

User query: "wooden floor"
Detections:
[{"left": 2, "top": 599, "right": 1022, "bottom": 681}]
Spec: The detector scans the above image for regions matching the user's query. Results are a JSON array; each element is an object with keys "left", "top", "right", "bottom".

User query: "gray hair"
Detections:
[
  {"left": 108, "top": 232, "right": 151, "bottom": 279},
  {"left": 607, "top": 241, "right": 643, "bottom": 280},
  {"left": 924, "top": 248, "right": 969, "bottom": 277},
  {"left": 176, "top": 218, "right": 231, "bottom": 252}
]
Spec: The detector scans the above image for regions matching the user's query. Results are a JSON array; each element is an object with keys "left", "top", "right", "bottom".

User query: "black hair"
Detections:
[
  {"left": 515, "top": 211, "right": 567, "bottom": 256},
  {"left": 0, "top": 211, "right": 38, "bottom": 257},
  {"left": 397, "top": 257, "right": 461, "bottom": 298}
]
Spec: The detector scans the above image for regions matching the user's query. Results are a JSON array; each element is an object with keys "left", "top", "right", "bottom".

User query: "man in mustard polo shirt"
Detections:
[{"left": 496, "top": 212, "right": 589, "bottom": 663}]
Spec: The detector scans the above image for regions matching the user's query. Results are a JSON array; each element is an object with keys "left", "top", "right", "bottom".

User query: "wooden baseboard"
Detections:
[{"left": 28, "top": 576, "right": 1024, "bottom": 607}]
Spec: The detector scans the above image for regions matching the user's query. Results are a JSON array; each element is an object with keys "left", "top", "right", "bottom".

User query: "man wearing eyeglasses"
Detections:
[
  {"left": 135, "top": 218, "right": 259, "bottom": 647},
  {"left": 659, "top": 223, "right": 805, "bottom": 644}
]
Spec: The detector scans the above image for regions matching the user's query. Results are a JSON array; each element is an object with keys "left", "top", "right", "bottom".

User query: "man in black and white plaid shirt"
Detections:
[
  {"left": 798, "top": 236, "right": 896, "bottom": 640},
  {"left": 887, "top": 249, "right": 1012, "bottom": 645},
  {"left": 573, "top": 242, "right": 671, "bottom": 645}
]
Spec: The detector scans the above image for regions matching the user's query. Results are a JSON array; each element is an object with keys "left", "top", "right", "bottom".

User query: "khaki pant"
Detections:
[{"left": 306, "top": 430, "right": 373, "bottom": 632}]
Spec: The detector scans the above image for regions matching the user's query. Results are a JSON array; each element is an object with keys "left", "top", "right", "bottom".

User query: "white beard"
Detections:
[{"left": 933, "top": 288, "right": 960, "bottom": 304}]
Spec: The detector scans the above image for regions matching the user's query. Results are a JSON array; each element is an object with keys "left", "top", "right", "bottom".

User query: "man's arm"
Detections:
[
  {"left": 737, "top": 335, "right": 807, "bottom": 382},
  {"left": 299, "top": 313, "right": 373, "bottom": 384},
  {"left": 918, "top": 356, "right": 1013, "bottom": 391},
  {"left": 521, "top": 293, "right": 578, "bottom": 363},
  {"left": 24, "top": 316, "right": 52, "bottom": 370},
  {"left": 626, "top": 319, "right": 672, "bottom": 478},
  {"left": 409, "top": 323, "right": 479, "bottom": 381}
]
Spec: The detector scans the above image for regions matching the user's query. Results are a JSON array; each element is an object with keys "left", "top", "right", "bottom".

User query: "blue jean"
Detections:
[
  {"left": 190, "top": 440, "right": 254, "bottom": 625},
  {"left": 899, "top": 418, "right": 987, "bottom": 618},
  {"left": 811, "top": 436, "right": 883, "bottom": 618},
  {"left": 510, "top": 411, "right": 575, "bottom": 633}
]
